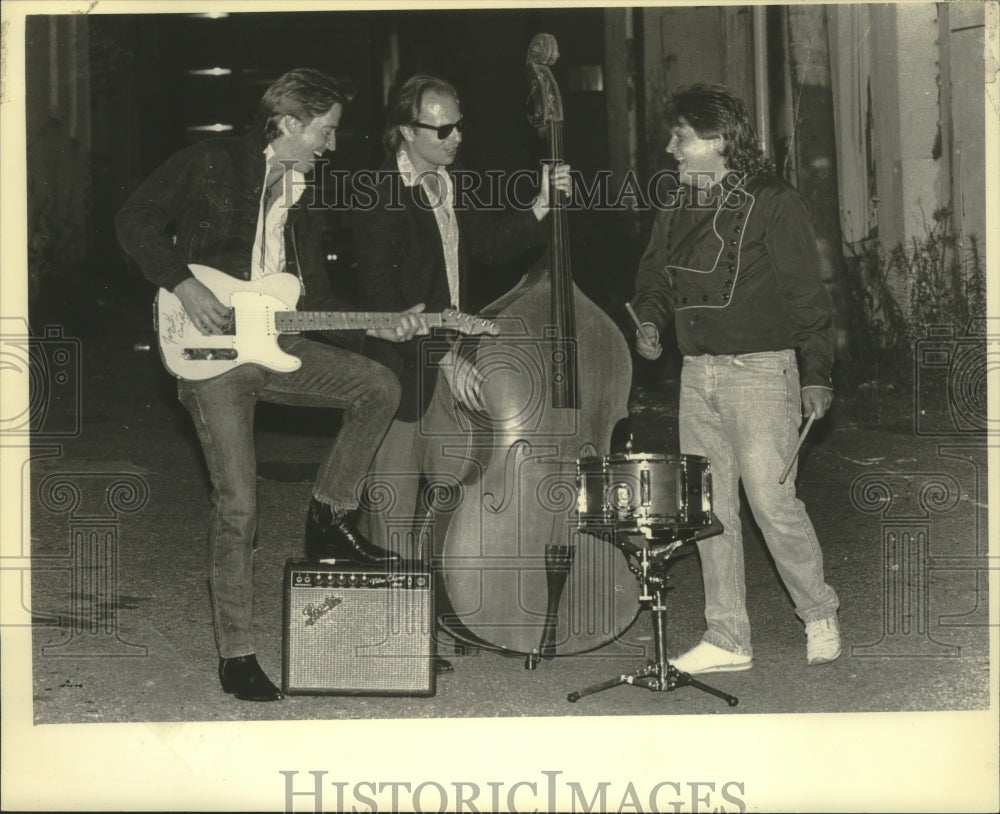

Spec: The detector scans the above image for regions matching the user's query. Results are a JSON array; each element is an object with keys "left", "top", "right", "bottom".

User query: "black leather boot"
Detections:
[
  {"left": 304, "top": 499, "right": 401, "bottom": 565},
  {"left": 218, "top": 654, "right": 283, "bottom": 701}
]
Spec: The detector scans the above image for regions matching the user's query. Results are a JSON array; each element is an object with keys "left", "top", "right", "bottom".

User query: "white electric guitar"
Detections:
[{"left": 155, "top": 264, "right": 498, "bottom": 381}]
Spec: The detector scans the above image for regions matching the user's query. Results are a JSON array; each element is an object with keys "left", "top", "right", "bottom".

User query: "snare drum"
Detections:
[{"left": 576, "top": 453, "right": 713, "bottom": 534}]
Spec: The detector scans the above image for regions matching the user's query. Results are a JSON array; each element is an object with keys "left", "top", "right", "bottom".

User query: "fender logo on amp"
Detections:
[{"left": 302, "top": 595, "right": 342, "bottom": 626}]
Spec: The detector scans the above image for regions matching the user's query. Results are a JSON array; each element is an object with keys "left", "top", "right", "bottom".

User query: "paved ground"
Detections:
[{"left": 8, "top": 324, "right": 997, "bottom": 811}]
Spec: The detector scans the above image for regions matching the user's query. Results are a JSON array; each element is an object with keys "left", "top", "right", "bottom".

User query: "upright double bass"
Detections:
[{"left": 425, "top": 34, "right": 640, "bottom": 666}]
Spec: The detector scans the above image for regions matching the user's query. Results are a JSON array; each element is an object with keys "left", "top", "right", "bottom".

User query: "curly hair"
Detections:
[
  {"left": 382, "top": 74, "right": 460, "bottom": 154},
  {"left": 664, "top": 83, "right": 775, "bottom": 178},
  {"left": 254, "top": 68, "right": 355, "bottom": 143}
]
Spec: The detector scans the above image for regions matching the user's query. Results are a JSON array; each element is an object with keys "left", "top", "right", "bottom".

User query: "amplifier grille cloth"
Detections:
[{"left": 286, "top": 575, "right": 432, "bottom": 693}]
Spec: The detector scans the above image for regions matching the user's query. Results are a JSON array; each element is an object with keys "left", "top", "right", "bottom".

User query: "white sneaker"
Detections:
[
  {"left": 805, "top": 616, "right": 842, "bottom": 665},
  {"left": 671, "top": 641, "right": 753, "bottom": 674}
]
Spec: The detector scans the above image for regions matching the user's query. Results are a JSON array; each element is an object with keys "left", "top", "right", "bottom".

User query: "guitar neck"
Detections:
[{"left": 276, "top": 311, "right": 448, "bottom": 333}]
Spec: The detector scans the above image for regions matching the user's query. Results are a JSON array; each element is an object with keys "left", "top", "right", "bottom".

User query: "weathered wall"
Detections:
[
  {"left": 831, "top": 1, "right": 987, "bottom": 250},
  {"left": 25, "top": 16, "right": 92, "bottom": 311},
  {"left": 638, "top": 4, "right": 754, "bottom": 175}
]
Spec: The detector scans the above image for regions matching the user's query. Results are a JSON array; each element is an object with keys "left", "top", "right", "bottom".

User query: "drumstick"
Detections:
[
  {"left": 626, "top": 302, "right": 663, "bottom": 361},
  {"left": 779, "top": 412, "right": 816, "bottom": 485},
  {"left": 624, "top": 302, "right": 649, "bottom": 335}
]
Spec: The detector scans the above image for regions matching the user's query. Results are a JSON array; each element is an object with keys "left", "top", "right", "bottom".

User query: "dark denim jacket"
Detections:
[{"left": 115, "top": 134, "right": 333, "bottom": 308}]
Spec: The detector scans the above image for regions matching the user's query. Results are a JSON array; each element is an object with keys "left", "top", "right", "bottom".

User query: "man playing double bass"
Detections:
[{"left": 351, "top": 74, "right": 573, "bottom": 561}]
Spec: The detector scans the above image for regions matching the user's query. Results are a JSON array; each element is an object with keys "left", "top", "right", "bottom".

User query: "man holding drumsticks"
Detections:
[{"left": 630, "top": 83, "right": 840, "bottom": 674}]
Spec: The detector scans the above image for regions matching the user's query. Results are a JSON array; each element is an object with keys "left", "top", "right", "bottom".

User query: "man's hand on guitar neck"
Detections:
[
  {"left": 365, "top": 302, "right": 430, "bottom": 343},
  {"left": 174, "top": 276, "right": 232, "bottom": 335},
  {"left": 176, "top": 272, "right": 429, "bottom": 342}
]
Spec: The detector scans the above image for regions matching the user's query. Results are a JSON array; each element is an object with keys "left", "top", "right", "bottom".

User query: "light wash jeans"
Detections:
[
  {"left": 177, "top": 334, "right": 400, "bottom": 658},
  {"left": 679, "top": 350, "right": 838, "bottom": 657}
]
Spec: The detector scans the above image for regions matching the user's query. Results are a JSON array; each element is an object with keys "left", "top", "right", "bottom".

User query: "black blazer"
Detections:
[{"left": 351, "top": 157, "right": 549, "bottom": 420}]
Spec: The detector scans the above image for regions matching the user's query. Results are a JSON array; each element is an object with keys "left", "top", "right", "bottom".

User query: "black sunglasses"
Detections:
[{"left": 410, "top": 119, "right": 465, "bottom": 139}]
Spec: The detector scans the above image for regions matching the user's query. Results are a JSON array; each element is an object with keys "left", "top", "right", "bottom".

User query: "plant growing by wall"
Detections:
[
  {"left": 838, "top": 207, "right": 985, "bottom": 422},
  {"left": 902, "top": 207, "right": 985, "bottom": 335}
]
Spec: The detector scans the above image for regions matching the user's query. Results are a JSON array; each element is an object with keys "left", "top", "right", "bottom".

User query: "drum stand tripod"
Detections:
[{"left": 567, "top": 523, "right": 738, "bottom": 706}]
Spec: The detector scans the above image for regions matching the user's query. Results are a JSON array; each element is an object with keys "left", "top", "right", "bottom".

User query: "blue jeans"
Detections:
[
  {"left": 679, "top": 350, "right": 838, "bottom": 657},
  {"left": 177, "top": 335, "right": 400, "bottom": 658}
]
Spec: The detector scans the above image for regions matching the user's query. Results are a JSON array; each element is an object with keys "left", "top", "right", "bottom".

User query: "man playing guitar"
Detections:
[{"left": 116, "top": 68, "right": 426, "bottom": 702}]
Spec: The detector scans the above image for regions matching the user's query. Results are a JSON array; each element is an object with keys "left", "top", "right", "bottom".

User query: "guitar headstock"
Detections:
[{"left": 441, "top": 309, "right": 500, "bottom": 336}]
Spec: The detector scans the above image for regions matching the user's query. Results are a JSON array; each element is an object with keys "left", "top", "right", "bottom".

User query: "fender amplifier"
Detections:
[{"left": 282, "top": 560, "right": 435, "bottom": 696}]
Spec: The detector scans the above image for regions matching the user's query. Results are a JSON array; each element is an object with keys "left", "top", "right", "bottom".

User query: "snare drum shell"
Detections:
[{"left": 576, "top": 453, "right": 712, "bottom": 531}]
